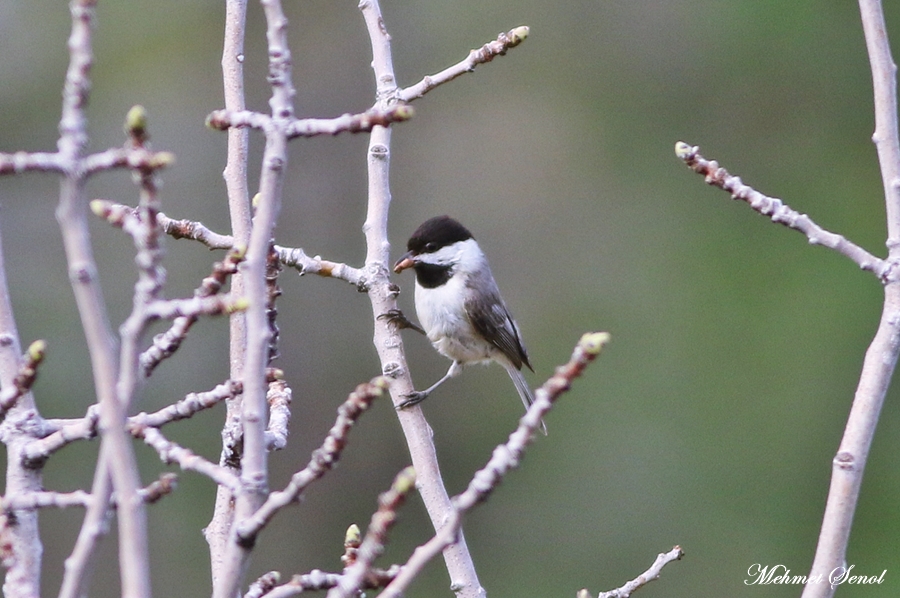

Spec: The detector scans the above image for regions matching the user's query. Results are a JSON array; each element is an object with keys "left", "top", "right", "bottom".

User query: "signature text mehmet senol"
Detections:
[{"left": 745, "top": 564, "right": 886, "bottom": 588}]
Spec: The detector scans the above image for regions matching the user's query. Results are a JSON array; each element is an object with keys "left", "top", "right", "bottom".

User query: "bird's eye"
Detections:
[{"left": 424, "top": 242, "right": 437, "bottom": 252}]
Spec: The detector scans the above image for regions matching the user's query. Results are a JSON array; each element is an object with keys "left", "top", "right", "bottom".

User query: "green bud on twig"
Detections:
[
  {"left": 507, "top": 26, "right": 529, "bottom": 46},
  {"left": 89, "top": 199, "right": 109, "bottom": 218},
  {"left": 149, "top": 151, "right": 176, "bottom": 169},
  {"left": 27, "top": 340, "right": 46, "bottom": 364},
  {"left": 674, "top": 141, "right": 694, "bottom": 160},
  {"left": 579, "top": 332, "right": 611, "bottom": 355},
  {"left": 393, "top": 466, "right": 417, "bottom": 495},
  {"left": 228, "top": 297, "right": 250, "bottom": 313},
  {"left": 125, "top": 105, "right": 148, "bottom": 143},
  {"left": 229, "top": 244, "right": 248, "bottom": 260},
  {"left": 344, "top": 524, "right": 361, "bottom": 548}
]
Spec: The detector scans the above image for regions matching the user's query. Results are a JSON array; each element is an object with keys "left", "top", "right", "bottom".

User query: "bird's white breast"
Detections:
[{"left": 414, "top": 239, "right": 495, "bottom": 364}]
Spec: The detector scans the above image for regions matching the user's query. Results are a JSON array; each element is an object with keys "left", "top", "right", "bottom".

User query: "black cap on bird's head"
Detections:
[{"left": 394, "top": 216, "right": 474, "bottom": 272}]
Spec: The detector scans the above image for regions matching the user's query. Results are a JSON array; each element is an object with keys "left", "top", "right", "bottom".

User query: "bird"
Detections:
[{"left": 392, "top": 215, "right": 546, "bottom": 434}]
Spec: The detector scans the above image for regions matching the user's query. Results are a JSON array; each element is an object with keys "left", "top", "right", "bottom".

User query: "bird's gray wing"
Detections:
[{"left": 465, "top": 291, "right": 532, "bottom": 372}]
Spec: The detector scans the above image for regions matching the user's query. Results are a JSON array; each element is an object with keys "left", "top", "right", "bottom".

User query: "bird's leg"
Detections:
[
  {"left": 378, "top": 309, "right": 425, "bottom": 335},
  {"left": 397, "top": 361, "right": 463, "bottom": 409}
]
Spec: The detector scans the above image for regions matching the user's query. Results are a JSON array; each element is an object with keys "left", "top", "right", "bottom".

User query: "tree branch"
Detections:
[
  {"left": 328, "top": 467, "right": 415, "bottom": 598},
  {"left": 1, "top": 474, "right": 178, "bottom": 511},
  {"left": 0, "top": 152, "right": 65, "bottom": 175},
  {"left": 212, "top": 0, "right": 297, "bottom": 594},
  {"left": 0, "top": 204, "right": 45, "bottom": 598},
  {"left": 378, "top": 333, "right": 611, "bottom": 598},
  {"left": 207, "top": 0, "right": 252, "bottom": 585},
  {"left": 399, "top": 26, "right": 530, "bottom": 102},
  {"left": 206, "top": 104, "right": 413, "bottom": 138},
  {"left": 0, "top": 341, "right": 46, "bottom": 421},
  {"left": 97, "top": 200, "right": 370, "bottom": 288},
  {"left": 675, "top": 142, "right": 889, "bottom": 278},
  {"left": 798, "top": 3, "right": 900, "bottom": 596},
  {"left": 235, "top": 378, "right": 386, "bottom": 543},
  {"left": 132, "top": 426, "right": 241, "bottom": 493},
  {"left": 356, "top": 0, "right": 486, "bottom": 594},
  {"left": 23, "top": 381, "right": 241, "bottom": 468},
  {"left": 139, "top": 248, "right": 245, "bottom": 377},
  {"left": 55, "top": 5, "right": 151, "bottom": 597},
  {"left": 589, "top": 546, "right": 684, "bottom": 598}
]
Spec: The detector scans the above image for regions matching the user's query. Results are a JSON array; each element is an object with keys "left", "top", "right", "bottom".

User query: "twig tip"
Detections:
[
  {"left": 580, "top": 332, "right": 611, "bottom": 355},
  {"left": 508, "top": 25, "right": 530, "bottom": 45},
  {"left": 89, "top": 199, "right": 109, "bottom": 217},
  {"left": 370, "top": 375, "right": 391, "bottom": 393},
  {"left": 393, "top": 466, "right": 416, "bottom": 494},
  {"left": 675, "top": 141, "right": 696, "bottom": 160},
  {"left": 125, "top": 105, "right": 148, "bottom": 141},
  {"left": 150, "top": 151, "right": 176, "bottom": 169},
  {"left": 393, "top": 104, "right": 415, "bottom": 121},
  {"left": 27, "top": 339, "right": 47, "bottom": 362},
  {"left": 230, "top": 243, "right": 248, "bottom": 259},
  {"left": 344, "top": 523, "right": 362, "bottom": 547}
]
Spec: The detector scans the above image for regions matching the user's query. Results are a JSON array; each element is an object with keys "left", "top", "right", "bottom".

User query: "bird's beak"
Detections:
[{"left": 393, "top": 250, "right": 416, "bottom": 273}]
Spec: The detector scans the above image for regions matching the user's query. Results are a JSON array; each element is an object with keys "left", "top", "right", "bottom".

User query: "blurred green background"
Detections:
[{"left": 1, "top": 1, "right": 899, "bottom": 596}]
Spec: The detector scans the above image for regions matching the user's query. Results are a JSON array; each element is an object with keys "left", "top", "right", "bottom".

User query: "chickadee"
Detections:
[{"left": 393, "top": 215, "right": 546, "bottom": 434}]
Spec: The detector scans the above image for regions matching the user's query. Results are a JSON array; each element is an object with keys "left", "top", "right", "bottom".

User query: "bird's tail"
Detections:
[{"left": 506, "top": 366, "right": 548, "bottom": 435}]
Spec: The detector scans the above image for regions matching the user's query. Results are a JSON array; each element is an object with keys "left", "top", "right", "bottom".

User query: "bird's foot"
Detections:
[
  {"left": 378, "top": 309, "right": 426, "bottom": 335},
  {"left": 396, "top": 391, "right": 429, "bottom": 409}
]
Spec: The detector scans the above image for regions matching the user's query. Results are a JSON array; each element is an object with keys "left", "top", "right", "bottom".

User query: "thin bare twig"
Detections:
[
  {"left": 0, "top": 152, "right": 65, "bottom": 175},
  {"left": 252, "top": 567, "right": 400, "bottom": 598},
  {"left": 275, "top": 246, "right": 368, "bottom": 289},
  {"left": 158, "top": 210, "right": 236, "bottom": 249},
  {"left": 378, "top": 333, "right": 611, "bottom": 598},
  {"left": 22, "top": 406, "right": 99, "bottom": 465},
  {"left": 98, "top": 200, "right": 370, "bottom": 288},
  {"left": 399, "top": 26, "right": 530, "bottom": 102},
  {"left": 328, "top": 467, "right": 415, "bottom": 598},
  {"left": 139, "top": 248, "right": 245, "bottom": 377},
  {"left": 133, "top": 425, "right": 241, "bottom": 493},
  {"left": 55, "top": 5, "right": 152, "bottom": 597},
  {"left": 142, "top": 294, "right": 245, "bottom": 320},
  {"left": 136, "top": 380, "right": 242, "bottom": 428},
  {"left": 207, "top": 104, "right": 413, "bottom": 138},
  {"left": 24, "top": 381, "right": 241, "bottom": 468},
  {"left": 1, "top": 474, "right": 178, "bottom": 511},
  {"left": 235, "top": 378, "right": 386, "bottom": 542},
  {"left": 590, "top": 546, "right": 684, "bottom": 598},
  {"left": 0, "top": 341, "right": 46, "bottom": 420},
  {"left": 675, "top": 142, "right": 889, "bottom": 278}
]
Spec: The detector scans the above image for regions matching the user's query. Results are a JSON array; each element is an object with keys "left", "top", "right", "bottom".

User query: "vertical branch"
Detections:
[
  {"left": 206, "top": 0, "right": 250, "bottom": 585},
  {"left": 0, "top": 223, "right": 44, "bottom": 598},
  {"left": 804, "top": 2, "right": 900, "bottom": 596},
  {"left": 861, "top": 0, "right": 900, "bottom": 239},
  {"left": 358, "top": 1, "right": 485, "bottom": 596},
  {"left": 213, "top": 0, "right": 295, "bottom": 595},
  {"left": 54, "top": 2, "right": 150, "bottom": 598}
]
